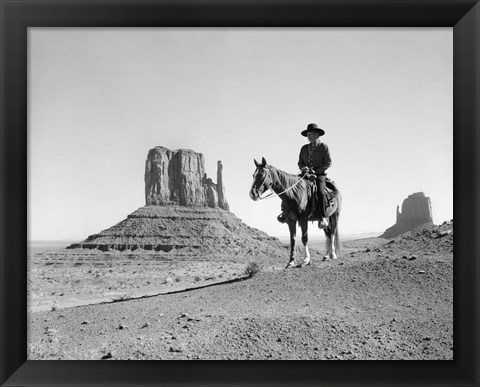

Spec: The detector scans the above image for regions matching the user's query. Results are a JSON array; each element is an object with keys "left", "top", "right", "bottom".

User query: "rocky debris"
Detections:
[
  {"left": 67, "top": 205, "right": 285, "bottom": 255},
  {"left": 379, "top": 220, "right": 453, "bottom": 260},
  {"left": 101, "top": 352, "right": 113, "bottom": 360},
  {"left": 44, "top": 328, "right": 58, "bottom": 336},
  {"left": 381, "top": 192, "right": 434, "bottom": 238},
  {"left": 435, "top": 230, "right": 452, "bottom": 238},
  {"left": 144, "top": 146, "right": 228, "bottom": 210},
  {"left": 29, "top": 219, "right": 453, "bottom": 361},
  {"left": 28, "top": 244, "right": 453, "bottom": 360}
]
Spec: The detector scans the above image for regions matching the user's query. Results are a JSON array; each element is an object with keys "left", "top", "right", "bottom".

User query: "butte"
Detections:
[{"left": 67, "top": 146, "right": 285, "bottom": 258}]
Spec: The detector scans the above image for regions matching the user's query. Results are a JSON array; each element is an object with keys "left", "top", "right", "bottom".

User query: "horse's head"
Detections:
[{"left": 249, "top": 157, "right": 273, "bottom": 201}]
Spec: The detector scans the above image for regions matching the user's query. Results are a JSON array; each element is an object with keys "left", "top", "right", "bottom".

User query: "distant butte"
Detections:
[{"left": 380, "top": 192, "right": 434, "bottom": 238}]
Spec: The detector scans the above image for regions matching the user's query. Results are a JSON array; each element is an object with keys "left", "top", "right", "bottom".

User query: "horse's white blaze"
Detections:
[{"left": 249, "top": 168, "right": 260, "bottom": 200}]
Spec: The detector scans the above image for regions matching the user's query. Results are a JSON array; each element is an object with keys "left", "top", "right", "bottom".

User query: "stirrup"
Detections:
[
  {"left": 277, "top": 213, "right": 287, "bottom": 224},
  {"left": 318, "top": 218, "right": 328, "bottom": 229}
]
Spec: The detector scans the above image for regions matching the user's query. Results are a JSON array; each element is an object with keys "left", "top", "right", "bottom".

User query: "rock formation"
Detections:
[
  {"left": 68, "top": 146, "right": 283, "bottom": 256},
  {"left": 380, "top": 192, "right": 434, "bottom": 238},
  {"left": 217, "top": 161, "right": 229, "bottom": 211},
  {"left": 145, "top": 146, "right": 228, "bottom": 210},
  {"left": 67, "top": 205, "right": 283, "bottom": 255}
]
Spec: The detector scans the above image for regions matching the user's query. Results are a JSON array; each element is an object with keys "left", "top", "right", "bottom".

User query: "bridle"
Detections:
[{"left": 254, "top": 167, "right": 306, "bottom": 200}]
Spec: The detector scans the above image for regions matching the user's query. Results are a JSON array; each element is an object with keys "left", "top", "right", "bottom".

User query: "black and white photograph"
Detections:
[{"left": 27, "top": 27, "right": 453, "bottom": 360}]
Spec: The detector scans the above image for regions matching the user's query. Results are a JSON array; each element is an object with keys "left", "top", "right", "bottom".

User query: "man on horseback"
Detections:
[{"left": 278, "top": 123, "right": 332, "bottom": 228}]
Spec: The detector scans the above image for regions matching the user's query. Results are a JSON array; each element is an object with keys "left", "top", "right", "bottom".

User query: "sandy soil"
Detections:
[
  {"left": 28, "top": 250, "right": 252, "bottom": 312},
  {"left": 27, "top": 221, "right": 453, "bottom": 360}
]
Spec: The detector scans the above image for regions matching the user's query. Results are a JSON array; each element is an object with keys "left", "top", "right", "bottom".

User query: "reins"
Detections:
[{"left": 257, "top": 168, "right": 306, "bottom": 200}]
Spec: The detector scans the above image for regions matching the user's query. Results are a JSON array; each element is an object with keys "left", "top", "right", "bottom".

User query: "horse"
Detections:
[{"left": 249, "top": 157, "right": 341, "bottom": 268}]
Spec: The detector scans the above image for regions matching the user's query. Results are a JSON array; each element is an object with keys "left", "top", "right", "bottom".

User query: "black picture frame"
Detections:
[{"left": 1, "top": 1, "right": 478, "bottom": 386}]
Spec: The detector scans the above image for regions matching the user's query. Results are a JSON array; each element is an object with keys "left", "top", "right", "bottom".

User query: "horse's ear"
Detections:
[
  {"left": 254, "top": 159, "right": 260, "bottom": 167},
  {"left": 261, "top": 157, "right": 267, "bottom": 167}
]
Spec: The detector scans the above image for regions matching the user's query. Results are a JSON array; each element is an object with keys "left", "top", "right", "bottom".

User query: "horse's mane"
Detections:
[
  {"left": 267, "top": 164, "right": 310, "bottom": 210},
  {"left": 267, "top": 164, "right": 301, "bottom": 186}
]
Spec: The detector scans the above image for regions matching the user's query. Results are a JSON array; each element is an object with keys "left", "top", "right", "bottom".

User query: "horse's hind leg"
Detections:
[
  {"left": 323, "top": 217, "right": 337, "bottom": 260},
  {"left": 299, "top": 219, "right": 311, "bottom": 267},
  {"left": 323, "top": 230, "right": 332, "bottom": 261},
  {"left": 285, "top": 220, "right": 296, "bottom": 269}
]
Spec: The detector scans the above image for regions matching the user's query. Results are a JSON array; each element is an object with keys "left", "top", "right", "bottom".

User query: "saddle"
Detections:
[
  {"left": 324, "top": 178, "right": 339, "bottom": 217},
  {"left": 325, "top": 177, "right": 339, "bottom": 193}
]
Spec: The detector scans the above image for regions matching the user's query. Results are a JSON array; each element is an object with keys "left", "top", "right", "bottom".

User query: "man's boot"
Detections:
[
  {"left": 318, "top": 217, "right": 329, "bottom": 228},
  {"left": 317, "top": 190, "right": 328, "bottom": 228}
]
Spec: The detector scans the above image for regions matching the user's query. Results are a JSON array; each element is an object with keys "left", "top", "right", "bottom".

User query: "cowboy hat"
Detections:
[{"left": 301, "top": 123, "right": 325, "bottom": 137}]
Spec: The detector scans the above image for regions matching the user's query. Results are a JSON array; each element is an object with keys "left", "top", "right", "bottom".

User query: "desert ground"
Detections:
[{"left": 28, "top": 221, "right": 453, "bottom": 360}]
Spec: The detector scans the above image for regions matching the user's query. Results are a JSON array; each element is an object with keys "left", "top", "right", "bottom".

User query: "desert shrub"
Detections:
[
  {"left": 194, "top": 276, "right": 202, "bottom": 282},
  {"left": 243, "top": 261, "right": 263, "bottom": 278}
]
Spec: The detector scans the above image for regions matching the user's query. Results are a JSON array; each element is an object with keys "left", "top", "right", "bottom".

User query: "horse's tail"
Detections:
[
  {"left": 334, "top": 193, "right": 342, "bottom": 256},
  {"left": 334, "top": 221, "right": 341, "bottom": 256}
]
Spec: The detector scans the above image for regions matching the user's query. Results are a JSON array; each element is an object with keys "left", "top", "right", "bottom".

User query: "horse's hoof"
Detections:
[
  {"left": 322, "top": 256, "right": 330, "bottom": 261},
  {"left": 285, "top": 262, "right": 295, "bottom": 269},
  {"left": 300, "top": 261, "right": 311, "bottom": 267}
]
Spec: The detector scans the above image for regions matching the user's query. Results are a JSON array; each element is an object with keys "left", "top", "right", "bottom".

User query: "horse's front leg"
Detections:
[
  {"left": 285, "top": 220, "right": 296, "bottom": 269},
  {"left": 299, "top": 219, "right": 311, "bottom": 267},
  {"left": 329, "top": 224, "right": 338, "bottom": 260}
]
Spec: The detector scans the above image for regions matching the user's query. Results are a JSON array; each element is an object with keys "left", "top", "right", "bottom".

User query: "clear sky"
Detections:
[{"left": 28, "top": 28, "right": 453, "bottom": 241}]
